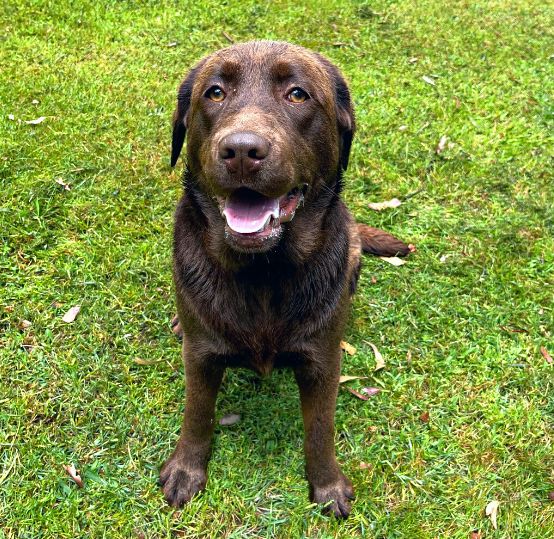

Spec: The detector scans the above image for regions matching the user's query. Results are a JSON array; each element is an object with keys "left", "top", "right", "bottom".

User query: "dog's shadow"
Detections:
[
  {"left": 168, "top": 324, "right": 304, "bottom": 458},
  {"left": 211, "top": 368, "right": 304, "bottom": 459}
]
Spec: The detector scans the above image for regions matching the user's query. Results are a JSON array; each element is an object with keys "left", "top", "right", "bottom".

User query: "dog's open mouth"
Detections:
[{"left": 221, "top": 186, "right": 305, "bottom": 240}]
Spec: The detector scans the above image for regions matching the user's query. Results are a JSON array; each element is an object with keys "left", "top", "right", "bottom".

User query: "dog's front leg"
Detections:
[
  {"left": 294, "top": 350, "right": 355, "bottom": 518},
  {"left": 160, "top": 341, "right": 224, "bottom": 507}
]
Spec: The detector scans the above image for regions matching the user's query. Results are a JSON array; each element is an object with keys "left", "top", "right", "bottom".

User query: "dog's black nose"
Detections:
[{"left": 218, "top": 132, "right": 269, "bottom": 176}]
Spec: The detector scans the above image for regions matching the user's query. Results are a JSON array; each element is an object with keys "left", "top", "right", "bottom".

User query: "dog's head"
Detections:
[{"left": 171, "top": 41, "right": 354, "bottom": 254}]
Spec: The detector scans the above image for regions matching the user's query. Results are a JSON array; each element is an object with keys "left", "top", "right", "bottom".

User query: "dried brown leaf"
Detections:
[
  {"left": 435, "top": 135, "right": 448, "bottom": 154},
  {"left": 344, "top": 387, "right": 369, "bottom": 401},
  {"left": 133, "top": 358, "right": 157, "bottom": 366},
  {"left": 219, "top": 413, "right": 241, "bottom": 426},
  {"left": 25, "top": 116, "right": 46, "bottom": 125},
  {"left": 367, "top": 198, "right": 402, "bottom": 211},
  {"left": 419, "top": 411, "right": 430, "bottom": 423},
  {"left": 361, "top": 387, "right": 381, "bottom": 397},
  {"left": 340, "top": 341, "right": 356, "bottom": 355},
  {"left": 366, "top": 342, "right": 385, "bottom": 371},
  {"left": 379, "top": 256, "right": 406, "bottom": 266},
  {"left": 339, "top": 375, "right": 366, "bottom": 384},
  {"left": 222, "top": 31, "right": 235, "bottom": 43},
  {"left": 540, "top": 346, "right": 553, "bottom": 364},
  {"left": 63, "top": 463, "right": 84, "bottom": 488},
  {"left": 485, "top": 500, "right": 500, "bottom": 529},
  {"left": 22, "top": 335, "right": 35, "bottom": 352},
  {"left": 55, "top": 178, "right": 71, "bottom": 191},
  {"left": 499, "top": 325, "right": 528, "bottom": 334},
  {"left": 18, "top": 320, "right": 32, "bottom": 330},
  {"left": 62, "top": 305, "right": 81, "bottom": 323}
]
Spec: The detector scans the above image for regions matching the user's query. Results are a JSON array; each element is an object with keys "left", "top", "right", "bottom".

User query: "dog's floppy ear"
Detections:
[
  {"left": 318, "top": 56, "right": 356, "bottom": 171},
  {"left": 331, "top": 68, "right": 355, "bottom": 171},
  {"left": 171, "top": 61, "right": 205, "bottom": 167},
  {"left": 334, "top": 74, "right": 355, "bottom": 171}
]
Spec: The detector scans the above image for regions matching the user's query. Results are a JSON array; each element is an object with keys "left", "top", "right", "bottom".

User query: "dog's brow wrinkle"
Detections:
[{"left": 220, "top": 60, "right": 241, "bottom": 79}]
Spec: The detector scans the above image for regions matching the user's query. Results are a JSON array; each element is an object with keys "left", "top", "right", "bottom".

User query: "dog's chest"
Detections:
[
  {"left": 202, "top": 281, "right": 302, "bottom": 373},
  {"left": 180, "top": 264, "right": 328, "bottom": 368},
  {"left": 219, "top": 280, "right": 298, "bottom": 348}
]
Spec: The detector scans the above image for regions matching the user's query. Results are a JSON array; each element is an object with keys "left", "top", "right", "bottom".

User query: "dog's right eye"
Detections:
[
  {"left": 287, "top": 87, "right": 310, "bottom": 103},
  {"left": 205, "top": 86, "right": 226, "bottom": 102}
]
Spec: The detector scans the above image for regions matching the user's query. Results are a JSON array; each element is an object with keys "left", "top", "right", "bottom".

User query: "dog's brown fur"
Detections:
[{"left": 161, "top": 41, "right": 409, "bottom": 518}]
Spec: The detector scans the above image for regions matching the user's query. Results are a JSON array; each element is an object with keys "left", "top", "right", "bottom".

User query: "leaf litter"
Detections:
[
  {"left": 340, "top": 341, "right": 356, "bottom": 355},
  {"left": 25, "top": 116, "right": 46, "bottom": 125},
  {"left": 485, "top": 500, "right": 500, "bottom": 529},
  {"left": 63, "top": 464, "right": 84, "bottom": 488},
  {"left": 540, "top": 346, "right": 552, "bottom": 364},
  {"left": 365, "top": 341, "right": 385, "bottom": 371},
  {"left": 344, "top": 387, "right": 369, "bottom": 401},
  {"left": 219, "top": 413, "right": 241, "bottom": 426},
  {"left": 435, "top": 135, "right": 448, "bottom": 154},
  {"left": 367, "top": 198, "right": 402, "bottom": 211},
  {"left": 55, "top": 178, "right": 71, "bottom": 191},
  {"left": 62, "top": 305, "right": 81, "bottom": 323},
  {"left": 339, "top": 375, "right": 366, "bottom": 384},
  {"left": 379, "top": 256, "right": 406, "bottom": 266},
  {"left": 361, "top": 387, "right": 381, "bottom": 397}
]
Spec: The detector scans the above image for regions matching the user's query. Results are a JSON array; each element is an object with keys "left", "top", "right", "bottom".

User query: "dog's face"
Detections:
[{"left": 171, "top": 41, "right": 354, "bottom": 253}]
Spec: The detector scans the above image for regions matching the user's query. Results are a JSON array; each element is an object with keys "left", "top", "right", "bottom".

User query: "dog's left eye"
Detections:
[
  {"left": 205, "top": 86, "right": 226, "bottom": 102},
  {"left": 287, "top": 87, "right": 310, "bottom": 103}
]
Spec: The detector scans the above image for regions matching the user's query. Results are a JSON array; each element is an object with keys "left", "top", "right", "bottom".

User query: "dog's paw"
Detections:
[
  {"left": 159, "top": 458, "right": 206, "bottom": 507},
  {"left": 310, "top": 474, "right": 355, "bottom": 518},
  {"left": 170, "top": 315, "right": 184, "bottom": 340}
]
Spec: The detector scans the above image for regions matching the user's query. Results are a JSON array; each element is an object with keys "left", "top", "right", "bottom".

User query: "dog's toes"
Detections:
[
  {"left": 310, "top": 474, "right": 355, "bottom": 518},
  {"left": 160, "top": 459, "right": 206, "bottom": 507},
  {"left": 170, "top": 315, "right": 184, "bottom": 340}
]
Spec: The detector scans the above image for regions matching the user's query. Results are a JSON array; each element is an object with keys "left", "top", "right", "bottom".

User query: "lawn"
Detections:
[{"left": 1, "top": 0, "right": 553, "bottom": 537}]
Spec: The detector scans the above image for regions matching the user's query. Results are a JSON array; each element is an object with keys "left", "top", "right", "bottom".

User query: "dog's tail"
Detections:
[{"left": 357, "top": 224, "right": 411, "bottom": 257}]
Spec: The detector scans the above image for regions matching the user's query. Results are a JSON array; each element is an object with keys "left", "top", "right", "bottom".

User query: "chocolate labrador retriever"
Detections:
[{"left": 162, "top": 41, "right": 409, "bottom": 518}]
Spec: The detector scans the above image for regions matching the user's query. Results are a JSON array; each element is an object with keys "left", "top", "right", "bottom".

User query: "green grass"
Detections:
[{"left": 1, "top": 0, "right": 553, "bottom": 537}]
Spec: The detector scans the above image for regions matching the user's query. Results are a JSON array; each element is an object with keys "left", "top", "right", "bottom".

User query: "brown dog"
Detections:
[{"left": 162, "top": 41, "right": 409, "bottom": 518}]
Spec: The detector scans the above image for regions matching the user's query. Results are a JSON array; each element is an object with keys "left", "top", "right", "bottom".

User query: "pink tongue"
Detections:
[{"left": 223, "top": 189, "right": 279, "bottom": 234}]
